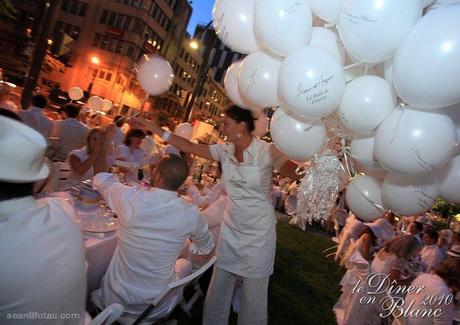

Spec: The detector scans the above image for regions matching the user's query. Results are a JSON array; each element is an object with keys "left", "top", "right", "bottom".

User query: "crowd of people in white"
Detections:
[{"left": 0, "top": 95, "right": 459, "bottom": 325}]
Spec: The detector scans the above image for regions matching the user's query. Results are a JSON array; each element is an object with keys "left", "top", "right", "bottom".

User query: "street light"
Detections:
[
  {"left": 182, "top": 21, "right": 217, "bottom": 122},
  {"left": 190, "top": 40, "right": 199, "bottom": 50},
  {"left": 87, "top": 56, "right": 100, "bottom": 97}
]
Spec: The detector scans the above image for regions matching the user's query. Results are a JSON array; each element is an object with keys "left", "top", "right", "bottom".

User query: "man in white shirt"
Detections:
[
  {"left": 0, "top": 116, "right": 87, "bottom": 324},
  {"left": 91, "top": 154, "right": 215, "bottom": 318},
  {"left": 50, "top": 104, "right": 89, "bottom": 161},
  {"left": 421, "top": 228, "right": 445, "bottom": 273},
  {"left": 18, "top": 94, "right": 53, "bottom": 137}
]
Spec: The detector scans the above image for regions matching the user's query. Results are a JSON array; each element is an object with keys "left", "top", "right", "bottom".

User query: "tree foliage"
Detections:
[{"left": 432, "top": 198, "right": 460, "bottom": 218}]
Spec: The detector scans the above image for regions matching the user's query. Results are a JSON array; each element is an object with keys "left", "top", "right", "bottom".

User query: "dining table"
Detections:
[{"left": 46, "top": 191, "right": 118, "bottom": 293}]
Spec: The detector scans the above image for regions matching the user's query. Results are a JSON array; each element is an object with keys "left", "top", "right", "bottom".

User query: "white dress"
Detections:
[
  {"left": 209, "top": 138, "right": 286, "bottom": 278},
  {"left": 343, "top": 250, "right": 407, "bottom": 325},
  {"left": 334, "top": 236, "right": 372, "bottom": 325},
  {"left": 394, "top": 273, "right": 454, "bottom": 325}
]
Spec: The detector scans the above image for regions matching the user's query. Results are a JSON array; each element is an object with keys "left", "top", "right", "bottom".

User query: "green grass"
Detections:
[
  {"left": 173, "top": 222, "right": 344, "bottom": 325},
  {"left": 268, "top": 223, "right": 344, "bottom": 325}
]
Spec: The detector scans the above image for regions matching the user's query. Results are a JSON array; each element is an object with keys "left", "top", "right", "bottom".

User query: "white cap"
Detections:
[{"left": 0, "top": 116, "right": 49, "bottom": 182}]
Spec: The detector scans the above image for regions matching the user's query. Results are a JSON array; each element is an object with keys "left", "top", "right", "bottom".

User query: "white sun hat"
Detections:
[
  {"left": 0, "top": 115, "right": 49, "bottom": 182},
  {"left": 365, "top": 218, "right": 395, "bottom": 242}
]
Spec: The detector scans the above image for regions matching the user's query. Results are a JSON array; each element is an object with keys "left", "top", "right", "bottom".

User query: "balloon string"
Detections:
[
  {"left": 363, "top": 63, "right": 369, "bottom": 76},
  {"left": 349, "top": 180, "right": 387, "bottom": 214},
  {"left": 343, "top": 62, "right": 363, "bottom": 71}
]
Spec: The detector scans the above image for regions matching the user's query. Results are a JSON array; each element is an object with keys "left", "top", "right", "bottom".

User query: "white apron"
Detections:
[{"left": 216, "top": 147, "right": 276, "bottom": 279}]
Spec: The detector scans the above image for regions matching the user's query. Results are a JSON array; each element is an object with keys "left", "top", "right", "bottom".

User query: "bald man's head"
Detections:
[{"left": 152, "top": 154, "right": 189, "bottom": 191}]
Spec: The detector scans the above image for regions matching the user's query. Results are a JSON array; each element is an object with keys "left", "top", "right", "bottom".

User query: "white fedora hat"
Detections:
[{"left": 0, "top": 116, "right": 49, "bottom": 182}]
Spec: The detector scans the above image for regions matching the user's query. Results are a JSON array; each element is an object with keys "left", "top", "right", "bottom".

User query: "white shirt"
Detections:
[
  {"left": 209, "top": 138, "right": 287, "bottom": 278},
  {"left": 112, "top": 127, "right": 125, "bottom": 146},
  {"left": 398, "top": 273, "right": 454, "bottom": 325},
  {"left": 0, "top": 196, "right": 87, "bottom": 324},
  {"left": 186, "top": 181, "right": 226, "bottom": 207},
  {"left": 163, "top": 144, "right": 180, "bottom": 156},
  {"left": 420, "top": 244, "right": 444, "bottom": 273},
  {"left": 51, "top": 118, "right": 89, "bottom": 161},
  {"left": 115, "top": 144, "right": 158, "bottom": 182},
  {"left": 141, "top": 136, "right": 157, "bottom": 156},
  {"left": 92, "top": 173, "right": 215, "bottom": 314},
  {"left": 68, "top": 147, "right": 93, "bottom": 184},
  {"left": 18, "top": 106, "right": 53, "bottom": 137},
  {"left": 67, "top": 147, "right": 113, "bottom": 185}
]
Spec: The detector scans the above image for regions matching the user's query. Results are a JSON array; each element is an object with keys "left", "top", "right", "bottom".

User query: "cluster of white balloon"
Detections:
[
  {"left": 68, "top": 87, "right": 114, "bottom": 113},
  {"left": 218, "top": 0, "right": 460, "bottom": 221}
]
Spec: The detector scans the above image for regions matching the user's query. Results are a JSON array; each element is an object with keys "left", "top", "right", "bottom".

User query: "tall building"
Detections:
[
  {"left": 194, "top": 23, "right": 244, "bottom": 85},
  {"left": 3, "top": 0, "right": 192, "bottom": 115}
]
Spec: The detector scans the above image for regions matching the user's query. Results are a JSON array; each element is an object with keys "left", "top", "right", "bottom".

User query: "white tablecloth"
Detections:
[
  {"left": 84, "top": 232, "right": 117, "bottom": 292},
  {"left": 50, "top": 191, "right": 118, "bottom": 292}
]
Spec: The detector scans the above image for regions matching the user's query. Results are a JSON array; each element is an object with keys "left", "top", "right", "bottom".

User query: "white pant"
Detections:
[{"left": 203, "top": 267, "right": 269, "bottom": 325}]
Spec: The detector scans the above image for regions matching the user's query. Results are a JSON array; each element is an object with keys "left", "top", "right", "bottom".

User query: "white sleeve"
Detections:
[
  {"left": 93, "top": 172, "right": 136, "bottom": 223},
  {"left": 189, "top": 213, "right": 215, "bottom": 255},
  {"left": 209, "top": 143, "right": 226, "bottom": 162},
  {"left": 115, "top": 145, "right": 128, "bottom": 160},
  {"left": 193, "top": 184, "right": 224, "bottom": 207}
]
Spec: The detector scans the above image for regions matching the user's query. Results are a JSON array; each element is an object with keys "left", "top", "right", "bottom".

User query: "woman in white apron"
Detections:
[{"left": 131, "top": 106, "right": 299, "bottom": 324}]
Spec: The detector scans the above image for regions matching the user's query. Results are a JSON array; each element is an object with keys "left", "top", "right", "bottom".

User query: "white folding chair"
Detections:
[
  {"left": 118, "top": 256, "right": 217, "bottom": 325},
  {"left": 84, "top": 303, "right": 124, "bottom": 325},
  {"left": 42, "top": 161, "right": 72, "bottom": 192}
]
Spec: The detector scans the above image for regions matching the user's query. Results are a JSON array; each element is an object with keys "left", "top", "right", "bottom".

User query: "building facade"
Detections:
[
  {"left": 3, "top": 0, "right": 192, "bottom": 115},
  {"left": 194, "top": 23, "right": 245, "bottom": 85}
]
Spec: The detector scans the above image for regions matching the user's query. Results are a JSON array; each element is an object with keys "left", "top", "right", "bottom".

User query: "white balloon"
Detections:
[
  {"left": 68, "top": 87, "right": 83, "bottom": 101},
  {"left": 382, "top": 173, "right": 439, "bottom": 216},
  {"left": 338, "top": 76, "right": 396, "bottom": 134},
  {"left": 393, "top": 7, "right": 460, "bottom": 109},
  {"left": 212, "top": 0, "right": 261, "bottom": 54},
  {"left": 426, "top": 0, "right": 460, "bottom": 12},
  {"left": 346, "top": 175, "right": 384, "bottom": 221},
  {"left": 253, "top": 109, "right": 269, "bottom": 137},
  {"left": 174, "top": 123, "right": 193, "bottom": 140},
  {"left": 436, "top": 154, "right": 460, "bottom": 204},
  {"left": 87, "top": 96, "right": 103, "bottom": 111},
  {"left": 363, "top": 166, "right": 388, "bottom": 181},
  {"left": 309, "top": 27, "right": 346, "bottom": 65},
  {"left": 101, "top": 99, "right": 113, "bottom": 112},
  {"left": 350, "top": 135, "right": 381, "bottom": 169},
  {"left": 224, "top": 60, "right": 255, "bottom": 109},
  {"left": 278, "top": 46, "right": 345, "bottom": 119},
  {"left": 309, "top": 0, "right": 342, "bottom": 23},
  {"left": 375, "top": 107, "right": 457, "bottom": 176},
  {"left": 137, "top": 55, "right": 174, "bottom": 96},
  {"left": 422, "top": 0, "right": 436, "bottom": 7},
  {"left": 338, "top": 0, "right": 422, "bottom": 63},
  {"left": 238, "top": 51, "right": 282, "bottom": 108},
  {"left": 440, "top": 103, "right": 460, "bottom": 151},
  {"left": 383, "top": 59, "right": 393, "bottom": 86},
  {"left": 270, "top": 106, "right": 326, "bottom": 161},
  {"left": 254, "top": 0, "right": 312, "bottom": 57}
]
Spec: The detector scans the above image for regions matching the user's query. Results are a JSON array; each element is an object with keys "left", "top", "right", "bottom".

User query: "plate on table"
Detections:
[{"left": 77, "top": 214, "right": 118, "bottom": 233}]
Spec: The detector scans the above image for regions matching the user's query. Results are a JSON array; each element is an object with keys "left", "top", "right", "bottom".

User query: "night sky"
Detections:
[{"left": 187, "top": 0, "right": 214, "bottom": 35}]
